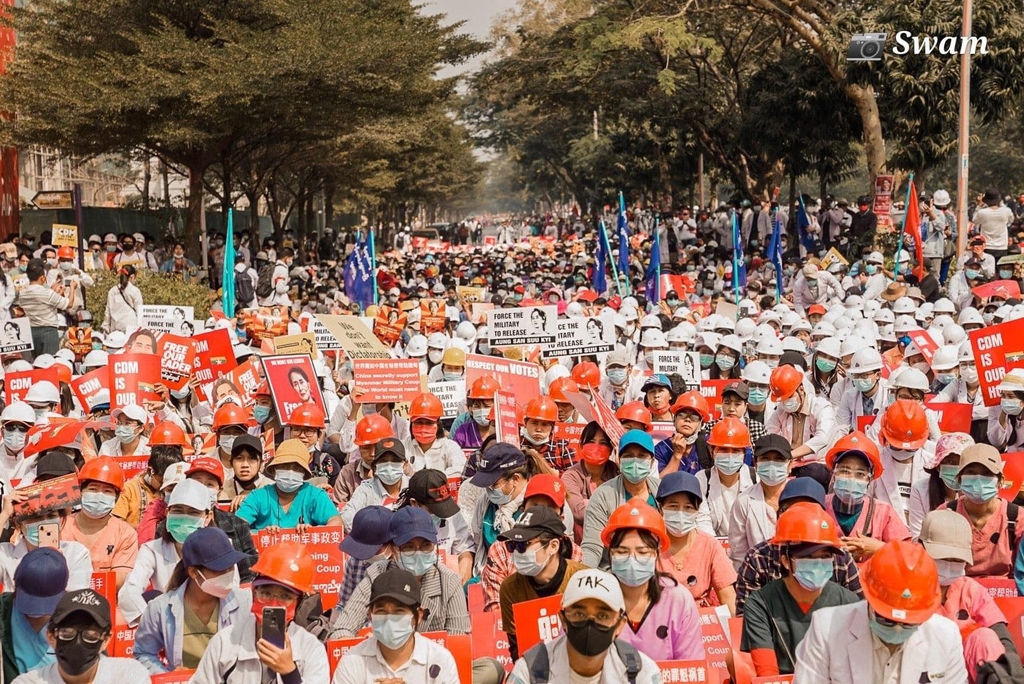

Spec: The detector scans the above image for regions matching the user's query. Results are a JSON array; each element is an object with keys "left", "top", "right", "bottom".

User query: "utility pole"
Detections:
[{"left": 955, "top": 0, "right": 973, "bottom": 260}]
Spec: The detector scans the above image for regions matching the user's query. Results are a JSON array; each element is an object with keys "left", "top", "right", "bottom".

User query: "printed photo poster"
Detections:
[
  {"left": 156, "top": 333, "right": 198, "bottom": 391},
  {"left": 262, "top": 354, "right": 326, "bottom": 424},
  {"left": 0, "top": 317, "right": 33, "bottom": 354},
  {"left": 457, "top": 286, "right": 485, "bottom": 308},
  {"left": 4, "top": 368, "right": 59, "bottom": 404},
  {"left": 469, "top": 302, "right": 493, "bottom": 325},
  {"left": 487, "top": 305, "right": 557, "bottom": 347},
  {"left": 874, "top": 174, "right": 894, "bottom": 228},
  {"left": 244, "top": 306, "right": 290, "bottom": 343},
  {"left": 273, "top": 332, "right": 319, "bottom": 360},
  {"left": 67, "top": 326, "right": 93, "bottom": 361},
  {"left": 108, "top": 353, "right": 162, "bottom": 410},
  {"left": 139, "top": 305, "right": 196, "bottom": 335},
  {"left": 192, "top": 328, "right": 238, "bottom": 385},
  {"left": 420, "top": 299, "right": 447, "bottom": 334},
  {"left": 71, "top": 368, "right": 110, "bottom": 413},
  {"left": 542, "top": 316, "right": 615, "bottom": 358},
  {"left": 203, "top": 357, "right": 262, "bottom": 408},
  {"left": 653, "top": 351, "right": 701, "bottom": 388},
  {"left": 373, "top": 306, "right": 407, "bottom": 347},
  {"left": 10, "top": 272, "right": 28, "bottom": 294}
]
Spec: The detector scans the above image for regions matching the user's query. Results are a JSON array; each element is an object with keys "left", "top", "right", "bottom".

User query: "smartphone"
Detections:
[
  {"left": 63, "top": 278, "right": 71, "bottom": 288},
  {"left": 262, "top": 607, "right": 286, "bottom": 648},
  {"left": 37, "top": 523, "right": 59, "bottom": 549}
]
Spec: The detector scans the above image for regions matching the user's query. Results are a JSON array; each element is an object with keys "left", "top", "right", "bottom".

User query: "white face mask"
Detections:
[
  {"left": 3, "top": 428, "right": 26, "bottom": 452},
  {"left": 428, "top": 350, "right": 444, "bottom": 364},
  {"left": 934, "top": 558, "right": 966, "bottom": 587},
  {"left": 197, "top": 569, "right": 238, "bottom": 599}
]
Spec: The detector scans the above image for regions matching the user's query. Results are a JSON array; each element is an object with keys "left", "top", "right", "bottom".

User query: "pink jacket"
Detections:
[{"left": 825, "top": 494, "right": 911, "bottom": 544}]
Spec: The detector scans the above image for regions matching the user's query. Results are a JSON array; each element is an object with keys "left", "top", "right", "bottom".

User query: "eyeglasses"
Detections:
[
  {"left": 291, "top": 426, "right": 320, "bottom": 437},
  {"left": 55, "top": 627, "right": 105, "bottom": 644},
  {"left": 834, "top": 466, "right": 871, "bottom": 480},
  {"left": 4, "top": 424, "right": 29, "bottom": 434},
  {"left": 676, "top": 412, "right": 702, "bottom": 423},
  {"left": 563, "top": 607, "right": 621, "bottom": 628},
  {"left": 609, "top": 547, "right": 658, "bottom": 561},
  {"left": 254, "top": 586, "right": 298, "bottom": 603},
  {"left": 504, "top": 539, "right": 545, "bottom": 554},
  {"left": 873, "top": 613, "right": 915, "bottom": 629}
]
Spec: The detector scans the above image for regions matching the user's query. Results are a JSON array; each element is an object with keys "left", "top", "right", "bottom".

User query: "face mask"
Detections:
[
  {"left": 806, "top": 279, "right": 818, "bottom": 288},
  {"left": 486, "top": 483, "right": 512, "bottom": 506},
  {"left": 54, "top": 632, "right": 104, "bottom": 676},
  {"left": 219, "top": 435, "right": 236, "bottom": 453},
  {"left": 1000, "top": 270, "right": 1014, "bottom": 279},
  {"left": 961, "top": 366, "right": 979, "bottom": 385},
  {"left": 966, "top": 270, "right": 981, "bottom": 280},
  {"left": 608, "top": 368, "right": 628, "bottom": 385},
  {"left": 792, "top": 557, "right": 833, "bottom": 591},
  {"left": 428, "top": 350, "right": 444, "bottom": 364},
  {"left": 756, "top": 462, "right": 789, "bottom": 486},
  {"left": 939, "top": 464, "right": 961, "bottom": 491},
  {"left": 522, "top": 430, "right": 549, "bottom": 446},
  {"left": 59, "top": 261, "right": 74, "bottom": 272},
  {"left": 512, "top": 543, "right": 552, "bottom": 577},
  {"left": 80, "top": 491, "right": 116, "bottom": 519},
  {"left": 865, "top": 264, "right": 877, "bottom": 275},
  {"left": 715, "top": 355, "right": 735, "bottom": 371},
  {"left": 833, "top": 476, "right": 868, "bottom": 505},
  {"left": 371, "top": 614, "right": 415, "bottom": 650},
  {"left": 3, "top": 428, "right": 26, "bottom": 452},
  {"left": 620, "top": 457, "right": 652, "bottom": 484},
  {"left": 869, "top": 614, "right": 918, "bottom": 645},
  {"left": 375, "top": 462, "right": 404, "bottom": 486},
  {"left": 763, "top": 359, "right": 779, "bottom": 369},
  {"left": 715, "top": 452, "right": 744, "bottom": 476},
  {"left": 115, "top": 425, "right": 138, "bottom": 444},
  {"left": 32, "top": 407, "right": 48, "bottom": 423},
  {"left": 23, "top": 517, "right": 59, "bottom": 546},
  {"left": 960, "top": 474, "right": 999, "bottom": 504},
  {"left": 197, "top": 569, "right": 238, "bottom": 599},
  {"left": 398, "top": 550, "right": 437, "bottom": 577},
  {"left": 666, "top": 298, "right": 680, "bottom": 307},
  {"left": 443, "top": 372, "right": 462, "bottom": 382},
  {"left": 171, "top": 386, "right": 190, "bottom": 401},
  {"left": 699, "top": 354, "right": 714, "bottom": 369},
  {"left": 936, "top": 373, "right": 956, "bottom": 386},
  {"left": 611, "top": 555, "right": 656, "bottom": 587},
  {"left": 564, "top": 614, "right": 619, "bottom": 657},
  {"left": 782, "top": 396, "right": 801, "bottom": 413},
  {"left": 472, "top": 408, "right": 490, "bottom": 426},
  {"left": 1002, "top": 398, "right": 1023, "bottom": 416},
  {"left": 581, "top": 443, "right": 613, "bottom": 467},
  {"left": 274, "top": 469, "right": 306, "bottom": 493},
  {"left": 253, "top": 405, "right": 272, "bottom": 425},
  {"left": 934, "top": 559, "right": 966, "bottom": 587},
  {"left": 664, "top": 510, "right": 697, "bottom": 537},
  {"left": 166, "top": 513, "right": 205, "bottom": 544},
  {"left": 251, "top": 596, "right": 296, "bottom": 627},
  {"left": 644, "top": 352, "right": 657, "bottom": 366},
  {"left": 912, "top": 362, "right": 930, "bottom": 375},
  {"left": 854, "top": 377, "right": 876, "bottom": 393},
  {"left": 479, "top": 343, "right": 491, "bottom": 355},
  {"left": 748, "top": 388, "right": 768, "bottom": 406}
]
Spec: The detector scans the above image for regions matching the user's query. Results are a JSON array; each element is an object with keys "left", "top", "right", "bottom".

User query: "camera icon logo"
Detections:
[{"left": 847, "top": 33, "right": 887, "bottom": 61}]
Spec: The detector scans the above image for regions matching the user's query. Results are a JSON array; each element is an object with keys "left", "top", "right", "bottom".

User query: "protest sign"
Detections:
[
  {"left": 715, "top": 301, "right": 738, "bottom": 321},
  {"left": 352, "top": 359, "right": 421, "bottom": 403},
  {"left": 13, "top": 473, "right": 81, "bottom": 518},
  {"left": 874, "top": 174, "right": 893, "bottom": 227},
  {"left": 752, "top": 676, "right": 793, "bottom": 684},
  {"left": 0, "top": 317, "right": 32, "bottom": 354},
  {"left": 421, "top": 633, "right": 473, "bottom": 684},
  {"left": 326, "top": 638, "right": 365, "bottom": 677},
  {"left": 156, "top": 334, "right": 197, "bottom": 391},
  {"left": 124, "top": 329, "right": 161, "bottom": 355},
  {"left": 494, "top": 390, "right": 521, "bottom": 449},
  {"left": 470, "top": 611, "right": 513, "bottom": 671},
  {"left": 469, "top": 302, "right": 493, "bottom": 325},
  {"left": 973, "top": 280, "right": 1022, "bottom": 302},
  {"left": 273, "top": 332, "right": 319, "bottom": 359},
  {"left": 653, "top": 351, "right": 701, "bottom": 386},
  {"left": 192, "top": 328, "right": 237, "bottom": 385},
  {"left": 253, "top": 527, "right": 345, "bottom": 610},
  {"left": 262, "top": 354, "right": 326, "bottom": 424},
  {"left": 373, "top": 306, "right": 406, "bottom": 347},
  {"left": 89, "top": 572, "right": 117, "bottom": 628},
  {"left": 10, "top": 272, "right": 27, "bottom": 293},
  {"left": 465, "top": 353, "right": 542, "bottom": 399},
  {"left": 1001, "top": 452, "right": 1024, "bottom": 501},
  {"left": 994, "top": 597, "right": 1024, "bottom": 658},
  {"left": 4, "top": 368, "right": 59, "bottom": 404},
  {"left": 700, "top": 608, "right": 730, "bottom": 684},
  {"left": 542, "top": 316, "right": 615, "bottom": 358},
  {"left": 457, "top": 285, "right": 485, "bottom": 307},
  {"left": 908, "top": 328, "right": 938, "bottom": 364},
  {"left": 51, "top": 223, "right": 78, "bottom": 248},
  {"left": 108, "top": 353, "right": 162, "bottom": 410},
  {"left": 111, "top": 624, "right": 136, "bottom": 657},
  {"left": 512, "top": 594, "right": 563, "bottom": 653},
  {"left": 139, "top": 305, "right": 195, "bottom": 335},
  {"left": 553, "top": 421, "right": 586, "bottom": 450},
  {"left": 698, "top": 380, "right": 730, "bottom": 420},
  {"left": 487, "top": 306, "right": 557, "bottom": 347},
  {"left": 657, "top": 661, "right": 716, "bottom": 684},
  {"left": 923, "top": 401, "right": 972, "bottom": 434},
  {"left": 969, "top": 319, "right": 1024, "bottom": 406},
  {"left": 420, "top": 299, "right": 447, "bottom": 334},
  {"left": 315, "top": 315, "right": 390, "bottom": 360},
  {"left": 203, "top": 357, "right": 262, "bottom": 408},
  {"left": 302, "top": 316, "right": 342, "bottom": 351},
  {"left": 819, "top": 247, "right": 849, "bottom": 271},
  {"left": 428, "top": 380, "right": 466, "bottom": 418},
  {"left": 150, "top": 671, "right": 196, "bottom": 684},
  {"left": 71, "top": 368, "right": 110, "bottom": 412},
  {"left": 244, "top": 306, "right": 290, "bottom": 343},
  {"left": 67, "top": 326, "right": 93, "bottom": 361}
]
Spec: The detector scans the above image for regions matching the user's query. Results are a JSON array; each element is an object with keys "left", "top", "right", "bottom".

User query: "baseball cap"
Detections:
[
  {"left": 498, "top": 505, "right": 566, "bottom": 543},
  {"left": 808, "top": 304, "right": 827, "bottom": 316},
  {"left": 230, "top": 434, "right": 263, "bottom": 459},
  {"left": 370, "top": 568, "right": 421, "bottom": 607},
  {"left": 470, "top": 443, "right": 527, "bottom": 487},
  {"left": 523, "top": 474, "right": 566, "bottom": 508},
  {"left": 405, "top": 469, "right": 459, "bottom": 519},
  {"left": 35, "top": 452, "right": 78, "bottom": 480},
  {"left": 187, "top": 456, "right": 226, "bottom": 485},
  {"left": 373, "top": 437, "right": 406, "bottom": 464},
  {"left": 779, "top": 477, "right": 826, "bottom": 509},
  {"left": 561, "top": 569, "right": 625, "bottom": 614},
  {"left": 181, "top": 527, "right": 247, "bottom": 572},
  {"left": 618, "top": 429, "right": 655, "bottom": 456},
  {"left": 656, "top": 471, "right": 703, "bottom": 504},
  {"left": 388, "top": 506, "right": 438, "bottom": 547},
  {"left": 167, "top": 478, "right": 212, "bottom": 511},
  {"left": 111, "top": 403, "right": 148, "bottom": 425},
  {"left": 14, "top": 548, "right": 69, "bottom": 617},
  {"left": 919, "top": 509, "right": 973, "bottom": 564},
  {"left": 641, "top": 374, "right": 672, "bottom": 393},
  {"left": 957, "top": 444, "right": 1003, "bottom": 476},
  {"left": 723, "top": 380, "right": 749, "bottom": 400},
  {"left": 606, "top": 349, "right": 632, "bottom": 367},
  {"left": 50, "top": 589, "right": 111, "bottom": 631},
  {"left": 754, "top": 434, "right": 793, "bottom": 461},
  {"left": 339, "top": 506, "right": 393, "bottom": 560},
  {"left": 161, "top": 462, "right": 189, "bottom": 491}
]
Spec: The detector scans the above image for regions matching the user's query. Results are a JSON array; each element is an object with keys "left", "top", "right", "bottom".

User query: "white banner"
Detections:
[
  {"left": 427, "top": 380, "right": 466, "bottom": 418},
  {"left": 139, "top": 305, "right": 195, "bottom": 334},
  {"left": 542, "top": 317, "right": 616, "bottom": 358},
  {"left": 309, "top": 317, "right": 342, "bottom": 351},
  {"left": 0, "top": 317, "right": 33, "bottom": 354},
  {"left": 653, "top": 351, "right": 701, "bottom": 387},
  {"left": 487, "top": 305, "right": 557, "bottom": 347}
]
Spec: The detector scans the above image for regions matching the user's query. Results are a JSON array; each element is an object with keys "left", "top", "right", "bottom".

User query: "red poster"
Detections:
[
  {"left": 994, "top": 597, "right": 1024, "bottom": 658},
  {"left": 261, "top": 354, "right": 326, "bottom": 425},
  {"left": 420, "top": 300, "right": 447, "bottom": 334},
  {"left": 71, "top": 368, "right": 110, "bottom": 413},
  {"left": 192, "top": 328, "right": 238, "bottom": 385},
  {"left": 352, "top": 359, "right": 422, "bottom": 403},
  {"left": 373, "top": 306, "right": 406, "bottom": 347},
  {"left": 908, "top": 328, "right": 938, "bottom": 364},
  {"left": 421, "top": 633, "right": 472, "bottom": 684},
  {"left": 111, "top": 624, "right": 136, "bottom": 657},
  {"left": 470, "top": 610, "right": 513, "bottom": 671},
  {"left": 752, "top": 677, "right": 794, "bottom": 684},
  {"left": 1003, "top": 452, "right": 1024, "bottom": 502},
  {"left": 494, "top": 390, "right": 521, "bottom": 449},
  {"left": 244, "top": 307, "right": 290, "bottom": 343},
  {"left": 553, "top": 422, "right": 585, "bottom": 450},
  {"left": 657, "top": 661, "right": 716, "bottom": 684},
  {"left": 976, "top": 576, "right": 1018, "bottom": 599},
  {"left": 513, "top": 594, "right": 564, "bottom": 653},
  {"left": 699, "top": 608, "right": 730, "bottom": 684},
  {"left": 108, "top": 353, "right": 161, "bottom": 410},
  {"left": 973, "top": 280, "right": 1022, "bottom": 302},
  {"left": 89, "top": 572, "right": 117, "bottom": 629},
  {"left": 157, "top": 333, "right": 197, "bottom": 391},
  {"left": 698, "top": 380, "right": 730, "bottom": 420},
  {"left": 923, "top": 401, "right": 972, "bottom": 433},
  {"left": 3, "top": 368, "right": 59, "bottom": 404},
  {"left": 326, "top": 637, "right": 365, "bottom": 677},
  {"left": 202, "top": 357, "right": 261, "bottom": 408},
  {"left": 150, "top": 672, "right": 196, "bottom": 684},
  {"left": 465, "top": 353, "right": 542, "bottom": 401},
  {"left": 114, "top": 454, "right": 150, "bottom": 480},
  {"left": 857, "top": 415, "right": 876, "bottom": 432},
  {"left": 253, "top": 527, "right": 345, "bottom": 610},
  {"left": 968, "top": 320, "right": 1024, "bottom": 407}
]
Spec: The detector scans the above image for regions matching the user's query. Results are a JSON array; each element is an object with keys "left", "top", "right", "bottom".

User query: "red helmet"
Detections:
[
  {"left": 671, "top": 391, "right": 710, "bottom": 422},
  {"left": 862, "top": 540, "right": 941, "bottom": 624},
  {"left": 571, "top": 362, "right": 601, "bottom": 389},
  {"left": 78, "top": 456, "right": 125, "bottom": 492},
  {"left": 286, "top": 404, "right": 325, "bottom": 429},
  {"left": 615, "top": 402, "right": 652, "bottom": 431},
  {"left": 213, "top": 404, "right": 249, "bottom": 431},
  {"left": 769, "top": 365, "right": 804, "bottom": 401},
  {"left": 409, "top": 393, "right": 444, "bottom": 421},
  {"left": 881, "top": 399, "right": 929, "bottom": 450},
  {"left": 254, "top": 382, "right": 272, "bottom": 398},
  {"left": 354, "top": 414, "right": 394, "bottom": 446},
  {"left": 468, "top": 376, "right": 500, "bottom": 400},
  {"left": 251, "top": 541, "right": 315, "bottom": 595},
  {"left": 524, "top": 396, "right": 558, "bottom": 423},
  {"left": 548, "top": 377, "right": 579, "bottom": 403},
  {"left": 57, "top": 246, "right": 75, "bottom": 260},
  {"left": 600, "top": 498, "right": 670, "bottom": 553},
  {"left": 826, "top": 430, "right": 883, "bottom": 479},
  {"left": 706, "top": 417, "right": 751, "bottom": 449},
  {"left": 148, "top": 421, "right": 190, "bottom": 448}
]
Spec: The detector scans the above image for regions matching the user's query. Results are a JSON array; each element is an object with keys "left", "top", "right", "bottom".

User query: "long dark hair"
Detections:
[
  {"left": 118, "top": 265, "right": 136, "bottom": 292},
  {"left": 608, "top": 528, "right": 677, "bottom": 605}
]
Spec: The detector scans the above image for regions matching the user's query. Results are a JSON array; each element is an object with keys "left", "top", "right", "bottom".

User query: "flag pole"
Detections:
[
  {"left": 601, "top": 219, "right": 621, "bottom": 295},
  {"left": 731, "top": 210, "right": 741, "bottom": 311},
  {"left": 368, "top": 225, "right": 379, "bottom": 307},
  {"left": 893, "top": 173, "right": 915, "bottom": 281},
  {"left": 654, "top": 217, "right": 662, "bottom": 305}
]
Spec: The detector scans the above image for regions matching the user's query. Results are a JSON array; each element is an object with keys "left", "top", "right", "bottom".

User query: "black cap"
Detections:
[
  {"left": 50, "top": 589, "right": 111, "bottom": 631},
  {"left": 723, "top": 380, "right": 749, "bottom": 400},
  {"left": 754, "top": 434, "right": 793, "bottom": 460},
  {"left": 369, "top": 568, "right": 421, "bottom": 607},
  {"left": 36, "top": 452, "right": 77, "bottom": 480},
  {"left": 498, "top": 505, "right": 565, "bottom": 543},
  {"left": 406, "top": 469, "right": 459, "bottom": 518},
  {"left": 780, "top": 477, "right": 826, "bottom": 508},
  {"left": 469, "top": 443, "right": 527, "bottom": 488},
  {"left": 373, "top": 437, "right": 406, "bottom": 463},
  {"left": 230, "top": 434, "right": 263, "bottom": 459},
  {"left": 779, "top": 351, "right": 807, "bottom": 372}
]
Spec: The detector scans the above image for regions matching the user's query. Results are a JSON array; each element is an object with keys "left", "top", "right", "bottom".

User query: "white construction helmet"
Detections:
[
  {"left": 426, "top": 332, "right": 447, "bottom": 350},
  {"left": 892, "top": 298, "right": 916, "bottom": 316},
  {"left": 756, "top": 336, "right": 784, "bottom": 356},
  {"left": 565, "top": 302, "right": 585, "bottom": 318},
  {"left": 958, "top": 308, "right": 985, "bottom": 328},
  {"left": 931, "top": 345, "right": 959, "bottom": 371},
  {"left": 640, "top": 313, "right": 662, "bottom": 330},
  {"left": 878, "top": 324, "right": 896, "bottom": 343},
  {"left": 811, "top": 322, "right": 836, "bottom": 338},
  {"left": 25, "top": 381, "right": 60, "bottom": 405},
  {"left": 890, "top": 367, "right": 930, "bottom": 391},
  {"left": 719, "top": 334, "right": 744, "bottom": 354},
  {"left": 714, "top": 317, "right": 735, "bottom": 333},
  {"left": 406, "top": 335, "right": 428, "bottom": 357},
  {"left": 943, "top": 324, "right": 967, "bottom": 347},
  {"left": 83, "top": 350, "right": 109, "bottom": 369},
  {"left": 735, "top": 318, "right": 757, "bottom": 340},
  {"left": 640, "top": 329, "right": 667, "bottom": 348},
  {"left": 873, "top": 308, "right": 895, "bottom": 325},
  {"left": 455, "top": 321, "right": 477, "bottom": 344},
  {"left": 742, "top": 360, "right": 771, "bottom": 384},
  {"left": 840, "top": 334, "right": 871, "bottom": 359},
  {"left": 894, "top": 315, "right": 917, "bottom": 335},
  {"left": 958, "top": 344, "right": 974, "bottom": 363},
  {"left": 620, "top": 306, "right": 639, "bottom": 323},
  {"left": 815, "top": 337, "right": 842, "bottom": 360},
  {"left": 31, "top": 354, "right": 55, "bottom": 369},
  {"left": 1, "top": 401, "right": 36, "bottom": 425},
  {"left": 782, "top": 336, "right": 807, "bottom": 353},
  {"left": 666, "top": 325, "right": 691, "bottom": 344},
  {"left": 849, "top": 347, "right": 883, "bottom": 373},
  {"left": 694, "top": 332, "right": 722, "bottom": 351},
  {"left": 933, "top": 298, "right": 956, "bottom": 315}
]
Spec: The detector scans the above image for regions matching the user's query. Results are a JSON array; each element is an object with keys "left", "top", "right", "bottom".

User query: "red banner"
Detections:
[
  {"left": 494, "top": 390, "right": 521, "bottom": 449},
  {"left": 71, "top": 368, "right": 110, "bottom": 413},
  {"left": 923, "top": 401, "right": 972, "bottom": 433},
  {"left": 512, "top": 594, "right": 564, "bottom": 653},
  {"left": 192, "top": 328, "right": 237, "bottom": 385},
  {"left": 156, "top": 334, "right": 197, "bottom": 392},
  {"left": 969, "top": 319, "right": 1024, "bottom": 407},
  {"left": 4, "top": 368, "right": 59, "bottom": 404},
  {"left": 972, "top": 280, "right": 1022, "bottom": 302},
  {"left": 908, "top": 328, "right": 938, "bottom": 364},
  {"left": 108, "top": 353, "right": 162, "bottom": 410},
  {"left": 253, "top": 526, "right": 345, "bottom": 610},
  {"left": 261, "top": 354, "right": 326, "bottom": 425},
  {"left": 657, "top": 661, "right": 717, "bottom": 684},
  {"left": 352, "top": 359, "right": 422, "bottom": 403},
  {"left": 90, "top": 572, "right": 117, "bottom": 630},
  {"left": 202, "top": 357, "right": 261, "bottom": 408},
  {"left": 976, "top": 576, "right": 1018, "bottom": 599},
  {"left": 465, "top": 353, "right": 542, "bottom": 402},
  {"left": 700, "top": 608, "right": 731, "bottom": 684}
]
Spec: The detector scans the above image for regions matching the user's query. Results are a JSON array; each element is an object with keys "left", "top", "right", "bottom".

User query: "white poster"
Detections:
[
  {"left": 653, "top": 351, "right": 701, "bottom": 387},
  {"left": 542, "top": 316, "right": 616, "bottom": 358},
  {"left": 427, "top": 380, "right": 466, "bottom": 419},
  {"left": 487, "top": 305, "right": 558, "bottom": 347},
  {"left": 140, "top": 305, "right": 195, "bottom": 334},
  {"left": 309, "top": 317, "right": 342, "bottom": 351},
  {"left": 0, "top": 317, "right": 33, "bottom": 354}
]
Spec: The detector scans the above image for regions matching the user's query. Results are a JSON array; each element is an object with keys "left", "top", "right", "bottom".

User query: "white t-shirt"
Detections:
[
  {"left": 507, "top": 636, "right": 662, "bottom": 684},
  {"left": 332, "top": 634, "right": 459, "bottom": 684},
  {"left": 974, "top": 204, "right": 1014, "bottom": 250},
  {"left": 12, "top": 658, "right": 151, "bottom": 683}
]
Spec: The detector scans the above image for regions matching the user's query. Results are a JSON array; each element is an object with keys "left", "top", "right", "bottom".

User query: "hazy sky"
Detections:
[{"left": 425, "top": 0, "right": 519, "bottom": 75}]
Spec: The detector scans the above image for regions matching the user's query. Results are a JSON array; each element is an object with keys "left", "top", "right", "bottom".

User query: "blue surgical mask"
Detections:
[
  {"left": 854, "top": 377, "right": 876, "bottom": 393},
  {"left": 715, "top": 355, "right": 735, "bottom": 371},
  {"left": 815, "top": 358, "right": 838, "bottom": 374},
  {"left": 253, "top": 405, "right": 272, "bottom": 425},
  {"left": 966, "top": 270, "right": 981, "bottom": 280},
  {"left": 936, "top": 373, "right": 956, "bottom": 386},
  {"left": 608, "top": 368, "right": 628, "bottom": 385},
  {"left": 80, "top": 491, "right": 116, "bottom": 519},
  {"left": 171, "top": 387, "right": 190, "bottom": 401},
  {"left": 1002, "top": 398, "right": 1023, "bottom": 416},
  {"left": 443, "top": 372, "right": 463, "bottom": 382},
  {"left": 620, "top": 457, "right": 652, "bottom": 484},
  {"left": 833, "top": 476, "right": 868, "bottom": 505},
  {"left": 375, "top": 462, "right": 405, "bottom": 486},
  {"left": 699, "top": 354, "right": 714, "bottom": 369},
  {"left": 371, "top": 614, "right": 415, "bottom": 650},
  {"left": 865, "top": 264, "right": 877, "bottom": 275},
  {"left": 486, "top": 484, "right": 512, "bottom": 506},
  {"left": 960, "top": 474, "right": 998, "bottom": 504},
  {"left": 398, "top": 550, "right": 437, "bottom": 577},
  {"left": 715, "top": 452, "right": 744, "bottom": 476},
  {"left": 869, "top": 614, "right": 918, "bottom": 645},
  {"left": 792, "top": 557, "right": 833, "bottom": 591},
  {"left": 23, "top": 517, "right": 60, "bottom": 547},
  {"left": 611, "top": 555, "right": 656, "bottom": 587},
  {"left": 747, "top": 388, "right": 769, "bottom": 406},
  {"left": 274, "top": 469, "right": 305, "bottom": 493},
  {"left": 115, "top": 425, "right": 138, "bottom": 444},
  {"left": 939, "top": 464, "right": 961, "bottom": 491},
  {"left": 756, "top": 462, "right": 789, "bottom": 486},
  {"left": 1000, "top": 270, "right": 1014, "bottom": 279}
]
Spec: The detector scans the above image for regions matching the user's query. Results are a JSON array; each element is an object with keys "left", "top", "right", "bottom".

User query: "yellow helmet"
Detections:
[{"left": 441, "top": 347, "right": 466, "bottom": 366}]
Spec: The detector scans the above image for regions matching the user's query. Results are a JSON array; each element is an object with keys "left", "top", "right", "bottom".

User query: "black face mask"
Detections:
[
  {"left": 562, "top": 614, "right": 619, "bottom": 657},
  {"left": 55, "top": 633, "right": 104, "bottom": 676}
]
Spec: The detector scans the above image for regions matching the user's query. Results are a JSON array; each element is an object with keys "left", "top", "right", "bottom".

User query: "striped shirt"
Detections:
[{"left": 15, "top": 283, "right": 69, "bottom": 327}]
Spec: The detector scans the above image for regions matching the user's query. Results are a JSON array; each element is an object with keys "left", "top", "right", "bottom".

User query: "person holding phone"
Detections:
[
  {"left": 191, "top": 541, "right": 330, "bottom": 684},
  {"left": 0, "top": 492, "right": 93, "bottom": 593}
]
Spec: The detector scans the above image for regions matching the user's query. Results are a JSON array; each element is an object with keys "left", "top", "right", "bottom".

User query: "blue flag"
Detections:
[
  {"left": 594, "top": 221, "right": 608, "bottom": 295},
  {"left": 731, "top": 211, "right": 747, "bottom": 291},
  {"left": 644, "top": 221, "right": 661, "bottom": 303},
  {"left": 617, "top": 192, "right": 630, "bottom": 293},
  {"left": 221, "top": 209, "right": 236, "bottom": 318},
  {"left": 767, "top": 211, "right": 784, "bottom": 298},
  {"left": 797, "top": 196, "right": 817, "bottom": 253},
  {"left": 343, "top": 229, "right": 375, "bottom": 310}
]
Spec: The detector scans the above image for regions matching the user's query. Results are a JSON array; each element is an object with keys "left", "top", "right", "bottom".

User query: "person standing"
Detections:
[
  {"left": 15, "top": 258, "right": 75, "bottom": 360},
  {"left": 974, "top": 188, "right": 1015, "bottom": 262},
  {"left": 101, "top": 265, "right": 143, "bottom": 334}
]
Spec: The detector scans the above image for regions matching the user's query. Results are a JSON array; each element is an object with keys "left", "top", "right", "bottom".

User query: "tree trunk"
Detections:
[
  {"left": 845, "top": 82, "right": 886, "bottom": 183},
  {"left": 246, "top": 190, "right": 261, "bottom": 255},
  {"left": 185, "top": 165, "right": 205, "bottom": 262},
  {"left": 323, "top": 177, "right": 335, "bottom": 234},
  {"left": 161, "top": 161, "right": 170, "bottom": 210},
  {"left": 142, "top": 157, "right": 151, "bottom": 212}
]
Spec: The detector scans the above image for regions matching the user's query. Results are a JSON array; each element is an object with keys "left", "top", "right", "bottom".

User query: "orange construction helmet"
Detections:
[
  {"left": 600, "top": 498, "right": 671, "bottom": 553},
  {"left": 706, "top": 417, "right": 751, "bottom": 449},
  {"left": 571, "top": 362, "right": 601, "bottom": 389},
  {"left": 354, "top": 414, "right": 394, "bottom": 446},
  {"left": 254, "top": 382, "right": 273, "bottom": 398},
  {"left": 769, "top": 365, "right": 804, "bottom": 401},
  {"left": 771, "top": 502, "right": 841, "bottom": 547},
  {"left": 53, "top": 363, "right": 72, "bottom": 386},
  {"left": 523, "top": 396, "right": 558, "bottom": 423},
  {"left": 148, "top": 421, "right": 190, "bottom": 448},
  {"left": 548, "top": 377, "right": 579, "bottom": 404},
  {"left": 671, "top": 390, "right": 711, "bottom": 422},
  {"left": 250, "top": 541, "right": 315, "bottom": 595},
  {"left": 57, "top": 246, "right": 76, "bottom": 260},
  {"left": 881, "top": 399, "right": 929, "bottom": 450},
  {"left": 826, "top": 430, "right": 883, "bottom": 479},
  {"left": 862, "top": 540, "right": 941, "bottom": 624},
  {"left": 78, "top": 456, "right": 125, "bottom": 492},
  {"left": 212, "top": 403, "right": 249, "bottom": 431},
  {"left": 468, "top": 376, "right": 501, "bottom": 400},
  {"left": 409, "top": 393, "right": 444, "bottom": 421},
  {"left": 615, "top": 402, "right": 652, "bottom": 431},
  {"left": 286, "top": 404, "right": 325, "bottom": 429}
]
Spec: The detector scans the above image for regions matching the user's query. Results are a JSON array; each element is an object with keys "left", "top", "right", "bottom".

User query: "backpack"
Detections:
[
  {"left": 255, "top": 262, "right": 276, "bottom": 299},
  {"left": 523, "top": 639, "right": 641, "bottom": 684},
  {"left": 235, "top": 270, "right": 255, "bottom": 305}
]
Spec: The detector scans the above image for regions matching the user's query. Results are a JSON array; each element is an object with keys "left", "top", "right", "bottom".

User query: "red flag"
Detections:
[
  {"left": 591, "top": 391, "right": 626, "bottom": 446},
  {"left": 904, "top": 179, "right": 923, "bottom": 279}
]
